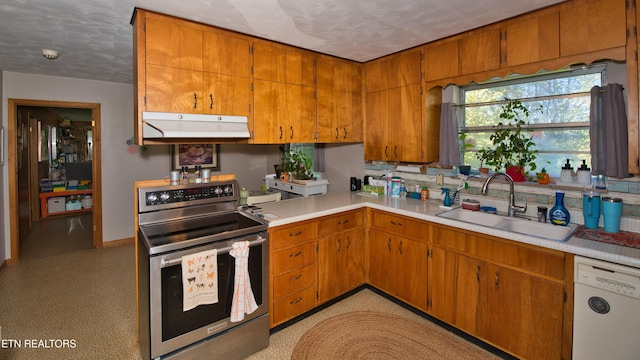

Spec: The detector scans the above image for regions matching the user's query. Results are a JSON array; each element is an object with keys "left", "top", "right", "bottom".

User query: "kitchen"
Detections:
[{"left": 2, "top": 0, "right": 640, "bottom": 359}]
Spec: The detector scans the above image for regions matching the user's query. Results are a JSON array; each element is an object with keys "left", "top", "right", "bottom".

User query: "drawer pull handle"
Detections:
[
  {"left": 289, "top": 231, "right": 302, "bottom": 237},
  {"left": 398, "top": 240, "right": 403, "bottom": 255},
  {"left": 390, "top": 221, "right": 402, "bottom": 226},
  {"left": 290, "top": 274, "right": 302, "bottom": 282},
  {"left": 337, "top": 219, "right": 349, "bottom": 225},
  {"left": 289, "top": 251, "right": 302, "bottom": 257},
  {"left": 387, "top": 238, "right": 392, "bottom": 251},
  {"left": 476, "top": 265, "right": 481, "bottom": 283},
  {"left": 494, "top": 271, "right": 500, "bottom": 289},
  {"left": 290, "top": 297, "right": 302, "bottom": 305},
  {"left": 337, "top": 238, "right": 342, "bottom": 252},
  {"left": 346, "top": 236, "right": 351, "bottom": 250}
]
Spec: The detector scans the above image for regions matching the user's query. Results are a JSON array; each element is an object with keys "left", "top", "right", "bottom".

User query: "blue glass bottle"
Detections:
[{"left": 550, "top": 191, "right": 570, "bottom": 226}]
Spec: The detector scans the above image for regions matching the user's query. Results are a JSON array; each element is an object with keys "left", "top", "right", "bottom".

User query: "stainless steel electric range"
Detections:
[{"left": 137, "top": 180, "right": 269, "bottom": 360}]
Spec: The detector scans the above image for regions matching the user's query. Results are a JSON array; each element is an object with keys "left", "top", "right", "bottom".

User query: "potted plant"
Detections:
[
  {"left": 485, "top": 99, "right": 541, "bottom": 182},
  {"left": 283, "top": 148, "right": 315, "bottom": 182},
  {"left": 475, "top": 147, "right": 496, "bottom": 177}
]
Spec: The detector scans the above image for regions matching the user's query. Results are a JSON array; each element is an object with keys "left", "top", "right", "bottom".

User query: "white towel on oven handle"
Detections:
[
  {"left": 182, "top": 248, "right": 218, "bottom": 312},
  {"left": 230, "top": 240, "right": 258, "bottom": 322}
]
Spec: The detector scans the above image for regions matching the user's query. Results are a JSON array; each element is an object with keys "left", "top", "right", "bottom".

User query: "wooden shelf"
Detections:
[{"left": 39, "top": 189, "right": 92, "bottom": 218}]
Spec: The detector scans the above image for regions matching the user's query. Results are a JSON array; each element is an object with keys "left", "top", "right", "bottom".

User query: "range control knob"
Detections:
[
  {"left": 223, "top": 186, "right": 231, "bottom": 194},
  {"left": 214, "top": 187, "right": 223, "bottom": 195},
  {"left": 146, "top": 193, "right": 158, "bottom": 204},
  {"left": 159, "top": 193, "right": 170, "bottom": 202}
]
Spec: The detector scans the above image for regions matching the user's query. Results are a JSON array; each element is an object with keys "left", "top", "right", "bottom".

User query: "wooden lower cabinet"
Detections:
[
  {"left": 368, "top": 228, "right": 428, "bottom": 311},
  {"left": 428, "top": 225, "right": 567, "bottom": 360},
  {"left": 269, "top": 221, "right": 318, "bottom": 327},
  {"left": 318, "top": 227, "right": 365, "bottom": 303}
]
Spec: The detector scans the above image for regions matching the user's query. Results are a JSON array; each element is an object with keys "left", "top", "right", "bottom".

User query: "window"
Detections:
[{"left": 459, "top": 65, "right": 605, "bottom": 178}]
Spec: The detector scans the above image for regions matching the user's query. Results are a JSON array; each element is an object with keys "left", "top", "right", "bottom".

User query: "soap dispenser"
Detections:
[
  {"left": 560, "top": 159, "right": 574, "bottom": 183},
  {"left": 576, "top": 160, "right": 591, "bottom": 185}
]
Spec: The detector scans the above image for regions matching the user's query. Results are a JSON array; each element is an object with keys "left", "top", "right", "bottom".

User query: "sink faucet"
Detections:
[{"left": 481, "top": 172, "right": 527, "bottom": 217}]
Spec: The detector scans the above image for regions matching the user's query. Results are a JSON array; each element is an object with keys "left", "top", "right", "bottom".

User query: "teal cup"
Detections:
[{"left": 601, "top": 197, "right": 623, "bottom": 233}]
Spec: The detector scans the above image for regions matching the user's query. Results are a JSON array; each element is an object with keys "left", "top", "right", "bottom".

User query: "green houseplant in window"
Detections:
[
  {"left": 487, "top": 99, "right": 541, "bottom": 182},
  {"left": 283, "top": 148, "right": 315, "bottom": 182}
]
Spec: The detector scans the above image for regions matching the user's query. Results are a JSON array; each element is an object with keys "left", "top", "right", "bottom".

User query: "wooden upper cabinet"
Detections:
[
  {"left": 146, "top": 64, "right": 203, "bottom": 113},
  {"left": 253, "top": 40, "right": 286, "bottom": 82},
  {"left": 364, "top": 49, "right": 421, "bottom": 92},
  {"left": 285, "top": 84, "right": 316, "bottom": 143},
  {"left": 424, "top": 40, "right": 459, "bottom": 81},
  {"left": 364, "top": 90, "right": 391, "bottom": 160},
  {"left": 317, "top": 55, "right": 363, "bottom": 143},
  {"left": 202, "top": 30, "right": 251, "bottom": 78},
  {"left": 203, "top": 73, "right": 251, "bottom": 116},
  {"left": 285, "top": 48, "right": 316, "bottom": 87},
  {"left": 458, "top": 28, "right": 501, "bottom": 75},
  {"left": 504, "top": 13, "right": 560, "bottom": 67},
  {"left": 253, "top": 80, "right": 287, "bottom": 143},
  {"left": 560, "top": 0, "right": 626, "bottom": 57},
  {"left": 145, "top": 15, "right": 203, "bottom": 71},
  {"left": 317, "top": 55, "right": 362, "bottom": 92}
]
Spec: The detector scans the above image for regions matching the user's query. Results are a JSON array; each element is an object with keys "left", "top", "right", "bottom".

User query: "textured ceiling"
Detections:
[{"left": 0, "top": 0, "right": 565, "bottom": 84}]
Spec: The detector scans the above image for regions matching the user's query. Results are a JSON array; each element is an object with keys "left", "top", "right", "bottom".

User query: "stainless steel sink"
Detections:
[{"left": 436, "top": 207, "right": 577, "bottom": 242}]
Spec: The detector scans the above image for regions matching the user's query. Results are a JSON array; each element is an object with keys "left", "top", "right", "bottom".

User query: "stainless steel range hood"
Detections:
[{"left": 142, "top": 112, "right": 250, "bottom": 139}]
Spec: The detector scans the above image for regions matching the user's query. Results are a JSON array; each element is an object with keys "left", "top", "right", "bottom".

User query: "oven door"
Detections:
[{"left": 148, "top": 232, "right": 268, "bottom": 359}]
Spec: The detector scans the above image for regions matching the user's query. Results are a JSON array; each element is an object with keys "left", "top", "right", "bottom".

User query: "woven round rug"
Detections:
[{"left": 291, "top": 311, "right": 498, "bottom": 360}]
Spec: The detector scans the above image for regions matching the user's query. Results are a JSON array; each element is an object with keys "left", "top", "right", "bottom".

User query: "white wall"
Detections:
[{"left": 324, "top": 143, "right": 365, "bottom": 192}]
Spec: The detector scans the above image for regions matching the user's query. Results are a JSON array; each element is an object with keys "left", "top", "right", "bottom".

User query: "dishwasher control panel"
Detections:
[{"left": 575, "top": 256, "right": 640, "bottom": 300}]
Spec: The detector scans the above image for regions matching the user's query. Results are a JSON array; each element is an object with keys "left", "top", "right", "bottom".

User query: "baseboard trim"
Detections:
[{"left": 102, "top": 237, "right": 134, "bottom": 248}]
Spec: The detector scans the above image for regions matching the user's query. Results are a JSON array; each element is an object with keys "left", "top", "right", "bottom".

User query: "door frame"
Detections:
[{"left": 7, "top": 99, "right": 102, "bottom": 263}]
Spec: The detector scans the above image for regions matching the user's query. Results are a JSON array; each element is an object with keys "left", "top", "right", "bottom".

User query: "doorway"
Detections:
[{"left": 7, "top": 99, "right": 102, "bottom": 263}]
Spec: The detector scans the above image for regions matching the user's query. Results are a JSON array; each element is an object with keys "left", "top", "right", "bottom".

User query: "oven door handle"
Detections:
[{"left": 160, "top": 236, "right": 266, "bottom": 268}]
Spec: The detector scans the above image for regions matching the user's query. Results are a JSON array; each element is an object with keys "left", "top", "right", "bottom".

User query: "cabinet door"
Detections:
[
  {"left": 458, "top": 28, "right": 501, "bottom": 75},
  {"left": 285, "top": 48, "right": 316, "bottom": 87},
  {"left": 364, "top": 58, "right": 391, "bottom": 93},
  {"left": 428, "top": 246, "right": 457, "bottom": 323},
  {"left": 285, "top": 84, "right": 317, "bottom": 143},
  {"left": 368, "top": 229, "right": 395, "bottom": 294},
  {"left": 486, "top": 265, "right": 564, "bottom": 360},
  {"left": 424, "top": 40, "right": 459, "bottom": 81},
  {"left": 202, "top": 30, "right": 251, "bottom": 78},
  {"left": 253, "top": 80, "right": 287, "bottom": 143},
  {"left": 318, "top": 56, "right": 362, "bottom": 93},
  {"left": 145, "top": 16, "right": 202, "bottom": 71},
  {"left": 317, "top": 89, "right": 363, "bottom": 143},
  {"left": 560, "top": 0, "right": 626, "bottom": 57},
  {"left": 253, "top": 40, "right": 286, "bottom": 82},
  {"left": 345, "top": 227, "right": 365, "bottom": 289},
  {"left": 453, "top": 254, "right": 487, "bottom": 338},
  {"left": 364, "top": 90, "right": 390, "bottom": 160},
  {"left": 394, "top": 236, "right": 427, "bottom": 311},
  {"left": 146, "top": 65, "right": 203, "bottom": 113},
  {"left": 505, "top": 13, "right": 559, "bottom": 67},
  {"left": 203, "top": 73, "right": 251, "bottom": 116},
  {"left": 388, "top": 49, "right": 422, "bottom": 88},
  {"left": 389, "top": 85, "right": 422, "bottom": 162},
  {"left": 318, "top": 235, "right": 345, "bottom": 303}
]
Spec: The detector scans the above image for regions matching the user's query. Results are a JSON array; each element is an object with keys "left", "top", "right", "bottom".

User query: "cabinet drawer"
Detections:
[
  {"left": 272, "top": 286, "right": 317, "bottom": 325},
  {"left": 272, "top": 242, "right": 316, "bottom": 274},
  {"left": 370, "top": 210, "right": 428, "bottom": 240},
  {"left": 317, "top": 210, "right": 364, "bottom": 237},
  {"left": 271, "top": 222, "right": 318, "bottom": 251},
  {"left": 273, "top": 264, "right": 316, "bottom": 299},
  {"left": 432, "top": 225, "right": 565, "bottom": 280}
]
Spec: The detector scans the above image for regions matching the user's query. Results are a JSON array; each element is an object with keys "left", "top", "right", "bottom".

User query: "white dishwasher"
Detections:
[{"left": 573, "top": 256, "right": 640, "bottom": 360}]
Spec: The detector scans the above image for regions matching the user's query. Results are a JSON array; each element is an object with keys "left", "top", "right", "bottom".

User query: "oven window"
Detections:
[{"left": 161, "top": 245, "right": 263, "bottom": 341}]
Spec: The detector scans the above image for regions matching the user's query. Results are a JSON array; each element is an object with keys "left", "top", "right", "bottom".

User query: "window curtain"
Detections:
[
  {"left": 439, "top": 102, "right": 461, "bottom": 166},
  {"left": 589, "top": 83, "right": 629, "bottom": 178},
  {"left": 314, "top": 143, "right": 326, "bottom": 172}
]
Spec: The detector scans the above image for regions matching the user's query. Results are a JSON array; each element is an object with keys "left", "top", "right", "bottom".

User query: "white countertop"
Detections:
[{"left": 256, "top": 191, "right": 640, "bottom": 269}]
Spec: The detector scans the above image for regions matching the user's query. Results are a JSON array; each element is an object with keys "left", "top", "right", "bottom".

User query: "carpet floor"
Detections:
[{"left": 1, "top": 215, "right": 507, "bottom": 360}]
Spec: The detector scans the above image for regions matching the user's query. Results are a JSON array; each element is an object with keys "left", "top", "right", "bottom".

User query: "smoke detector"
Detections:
[{"left": 41, "top": 49, "right": 59, "bottom": 60}]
